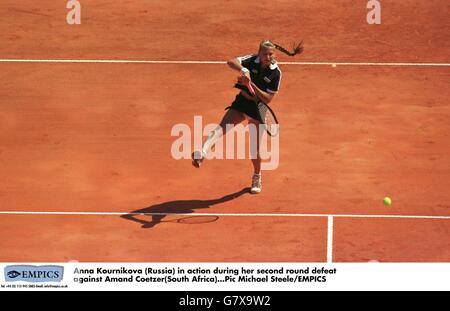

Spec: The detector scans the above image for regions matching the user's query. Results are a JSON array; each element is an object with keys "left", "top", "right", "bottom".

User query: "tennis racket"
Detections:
[{"left": 245, "top": 82, "right": 280, "bottom": 137}]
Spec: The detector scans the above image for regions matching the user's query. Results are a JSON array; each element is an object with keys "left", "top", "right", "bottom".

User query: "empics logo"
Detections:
[
  {"left": 7, "top": 270, "right": 21, "bottom": 279},
  {"left": 4, "top": 265, "right": 64, "bottom": 283}
]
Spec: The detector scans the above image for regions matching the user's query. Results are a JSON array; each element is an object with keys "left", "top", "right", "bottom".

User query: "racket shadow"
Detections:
[{"left": 121, "top": 187, "right": 250, "bottom": 229}]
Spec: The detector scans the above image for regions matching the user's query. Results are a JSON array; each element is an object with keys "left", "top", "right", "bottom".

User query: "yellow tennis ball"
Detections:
[
  {"left": 383, "top": 197, "right": 392, "bottom": 206},
  {"left": 332, "top": 63, "right": 337, "bottom": 68}
]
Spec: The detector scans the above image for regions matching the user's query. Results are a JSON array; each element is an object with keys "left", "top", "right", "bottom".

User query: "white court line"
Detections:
[
  {"left": 0, "top": 59, "right": 450, "bottom": 67},
  {"left": 2, "top": 211, "right": 447, "bottom": 264},
  {"left": 327, "top": 216, "right": 334, "bottom": 263},
  {"left": 282, "top": 61, "right": 450, "bottom": 67},
  {"left": 0, "top": 211, "right": 449, "bottom": 219}
]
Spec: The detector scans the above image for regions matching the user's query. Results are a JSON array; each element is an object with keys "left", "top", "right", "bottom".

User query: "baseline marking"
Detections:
[
  {"left": 2, "top": 211, "right": 447, "bottom": 264},
  {"left": 0, "top": 59, "right": 449, "bottom": 67},
  {"left": 0, "top": 211, "right": 449, "bottom": 219}
]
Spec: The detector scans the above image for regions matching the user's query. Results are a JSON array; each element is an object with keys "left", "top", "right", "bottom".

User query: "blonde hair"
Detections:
[{"left": 259, "top": 39, "right": 303, "bottom": 57}]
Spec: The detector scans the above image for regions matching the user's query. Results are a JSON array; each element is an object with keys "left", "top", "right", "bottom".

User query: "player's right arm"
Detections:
[
  {"left": 227, "top": 55, "right": 253, "bottom": 73},
  {"left": 227, "top": 58, "right": 245, "bottom": 72},
  {"left": 228, "top": 55, "right": 254, "bottom": 95}
]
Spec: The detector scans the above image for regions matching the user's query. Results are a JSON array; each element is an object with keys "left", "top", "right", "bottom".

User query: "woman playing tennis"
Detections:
[{"left": 192, "top": 40, "right": 303, "bottom": 194}]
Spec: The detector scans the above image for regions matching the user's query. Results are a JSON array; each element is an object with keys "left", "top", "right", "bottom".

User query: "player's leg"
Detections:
[
  {"left": 192, "top": 109, "right": 245, "bottom": 168},
  {"left": 205, "top": 108, "right": 246, "bottom": 155},
  {"left": 248, "top": 118, "right": 263, "bottom": 194}
]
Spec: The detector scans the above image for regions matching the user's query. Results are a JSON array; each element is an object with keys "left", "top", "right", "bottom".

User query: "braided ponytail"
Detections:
[{"left": 260, "top": 40, "right": 304, "bottom": 57}]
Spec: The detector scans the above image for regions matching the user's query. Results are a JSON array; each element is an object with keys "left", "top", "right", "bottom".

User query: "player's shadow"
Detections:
[{"left": 121, "top": 187, "right": 250, "bottom": 229}]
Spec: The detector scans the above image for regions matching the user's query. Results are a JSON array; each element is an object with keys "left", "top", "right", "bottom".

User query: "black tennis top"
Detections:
[{"left": 235, "top": 54, "right": 282, "bottom": 95}]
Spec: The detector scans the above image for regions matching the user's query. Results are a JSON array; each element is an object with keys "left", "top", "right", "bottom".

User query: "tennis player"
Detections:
[{"left": 192, "top": 40, "right": 303, "bottom": 194}]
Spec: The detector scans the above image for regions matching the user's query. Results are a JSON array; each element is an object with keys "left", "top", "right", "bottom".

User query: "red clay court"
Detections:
[{"left": 0, "top": 1, "right": 449, "bottom": 262}]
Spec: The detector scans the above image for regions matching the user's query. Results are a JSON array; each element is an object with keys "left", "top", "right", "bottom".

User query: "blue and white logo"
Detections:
[
  {"left": 7, "top": 270, "right": 21, "bottom": 279},
  {"left": 4, "top": 265, "right": 64, "bottom": 282}
]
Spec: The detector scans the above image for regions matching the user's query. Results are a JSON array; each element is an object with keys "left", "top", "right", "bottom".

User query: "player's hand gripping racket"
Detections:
[{"left": 245, "top": 82, "right": 280, "bottom": 137}]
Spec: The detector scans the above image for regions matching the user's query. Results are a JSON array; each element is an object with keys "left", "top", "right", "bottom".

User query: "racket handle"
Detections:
[{"left": 247, "top": 82, "right": 256, "bottom": 96}]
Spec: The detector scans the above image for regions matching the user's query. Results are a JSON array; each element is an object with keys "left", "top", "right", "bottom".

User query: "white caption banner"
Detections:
[{"left": 1, "top": 263, "right": 449, "bottom": 291}]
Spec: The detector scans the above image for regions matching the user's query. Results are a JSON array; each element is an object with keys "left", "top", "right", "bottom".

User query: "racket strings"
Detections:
[
  {"left": 257, "top": 103, "right": 279, "bottom": 136},
  {"left": 258, "top": 103, "right": 268, "bottom": 120}
]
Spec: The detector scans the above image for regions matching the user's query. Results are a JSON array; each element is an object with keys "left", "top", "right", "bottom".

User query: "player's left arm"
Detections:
[
  {"left": 249, "top": 82, "right": 275, "bottom": 104},
  {"left": 237, "top": 75, "right": 275, "bottom": 104},
  {"left": 244, "top": 70, "right": 280, "bottom": 104},
  {"left": 255, "top": 70, "right": 281, "bottom": 104}
]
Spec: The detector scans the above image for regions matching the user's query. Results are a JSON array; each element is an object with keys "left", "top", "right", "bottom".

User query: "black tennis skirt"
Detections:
[{"left": 226, "top": 93, "right": 261, "bottom": 122}]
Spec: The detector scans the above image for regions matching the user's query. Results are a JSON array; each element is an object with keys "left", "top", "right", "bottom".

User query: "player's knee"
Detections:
[{"left": 249, "top": 149, "right": 261, "bottom": 160}]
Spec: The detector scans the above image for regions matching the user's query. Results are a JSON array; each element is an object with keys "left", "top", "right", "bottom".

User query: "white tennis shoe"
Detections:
[
  {"left": 250, "top": 173, "right": 262, "bottom": 194},
  {"left": 191, "top": 151, "right": 206, "bottom": 168}
]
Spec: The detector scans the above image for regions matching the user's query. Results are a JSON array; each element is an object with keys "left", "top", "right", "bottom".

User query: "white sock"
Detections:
[{"left": 202, "top": 126, "right": 223, "bottom": 155}]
